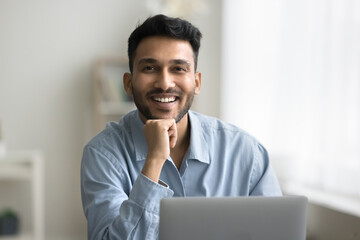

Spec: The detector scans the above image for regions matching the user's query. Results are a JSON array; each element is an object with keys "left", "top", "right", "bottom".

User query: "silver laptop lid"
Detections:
[{"left": 159, "top": 195, "right": 308, "bottom": 240}]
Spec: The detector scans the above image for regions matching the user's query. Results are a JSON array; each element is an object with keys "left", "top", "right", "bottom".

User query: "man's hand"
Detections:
[{"left": 141, "top": 119, "right": 177, "bottom": 182}]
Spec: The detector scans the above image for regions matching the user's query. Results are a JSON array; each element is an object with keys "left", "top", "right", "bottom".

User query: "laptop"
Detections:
[{"left": 159, "top": 195, "right": 308, "bottom": 240}]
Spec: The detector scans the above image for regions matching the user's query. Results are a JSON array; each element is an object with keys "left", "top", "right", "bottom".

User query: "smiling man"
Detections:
[
  {"left": 123, "top": 35, "right": 201, "bottom": 178},
  {"left": 81, "top": 15, "right": 282, "bottom": 240}
]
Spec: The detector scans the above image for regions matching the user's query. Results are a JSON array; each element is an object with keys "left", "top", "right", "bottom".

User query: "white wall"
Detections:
[
  {"left": 0, "top": 0, "right": 221, "bottom": 239},
  {"left": 221, "top": 1, "right": 360, "bottom": 239}
]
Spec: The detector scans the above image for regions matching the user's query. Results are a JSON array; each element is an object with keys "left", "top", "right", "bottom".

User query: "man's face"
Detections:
[{"left": 124, "top": 36, "right": 201, "bottom": 123}]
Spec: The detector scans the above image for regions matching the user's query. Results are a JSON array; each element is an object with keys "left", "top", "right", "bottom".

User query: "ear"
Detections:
[
  {"left": 123, "top": 72, "right": 133, "bottom": 96},
  {"left": 194, "top": 72, "right": 202, "bottom": 95}
]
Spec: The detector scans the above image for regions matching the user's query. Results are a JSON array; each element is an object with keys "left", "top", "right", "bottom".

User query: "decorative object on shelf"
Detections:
[
  {"left": 93, "top": 57, "right": 136, "bottom": 133},
  {"left": 0, "top": 119, "right": 6, "bottom": 158},
  {"left": 0, "top": 208, "right": 19, "bottom": 236},
  {"left": 96, "top": 58, "right": 133, "bottom": 104}
]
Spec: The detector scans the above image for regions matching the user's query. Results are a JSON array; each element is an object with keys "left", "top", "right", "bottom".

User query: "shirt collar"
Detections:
[
  {"left": 187, "top": 111, "right": 210, "bottom": 164},
  {"left": 130, "top": 110, "right": 210, "bottom": 164},
  {"left": 130, "top": 110, "right": 148, "bottom": 161}
]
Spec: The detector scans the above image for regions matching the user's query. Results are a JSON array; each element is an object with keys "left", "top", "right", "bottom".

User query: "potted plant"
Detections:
[{"left": 0, "top": 208, "right": 19, "bottom": 236}]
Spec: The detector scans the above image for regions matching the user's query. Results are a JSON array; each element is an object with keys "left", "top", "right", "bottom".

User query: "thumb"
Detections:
[{"left": 168, "top": 122, "right": 177, "bottom": 148}]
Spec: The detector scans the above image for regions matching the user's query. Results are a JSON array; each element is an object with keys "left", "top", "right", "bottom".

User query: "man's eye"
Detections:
[
  {"left": 144, "top": 66, "right": 155, "bottom": 71},
  {"left": 174, "top": 66, "right": 186, "bottom": 72}
]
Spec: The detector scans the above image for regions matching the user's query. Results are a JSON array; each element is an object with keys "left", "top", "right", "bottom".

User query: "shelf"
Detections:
[
  {"left": 0, "top": 152, "right": 38, "bottom": 180},
  {"left": 0, "top": 233, "right": 34, "bottom": 240},
  {"left": 0, "top": 151, "right": 42, "bottom": 162},
  {"left": 0, "top": 164, "right": 31, "bottom": 180},
  {"left": 0, "top": 151, "right": 44, "bottom": 240},
  {"left": 93, "top": 56, "right": 135, "bottom": 133}
]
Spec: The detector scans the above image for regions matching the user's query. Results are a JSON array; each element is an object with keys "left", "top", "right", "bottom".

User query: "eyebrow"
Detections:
[
  {"left": 170, "top": 59, "right": 191, "bottom": 68},
  {"left": 137, "top": 58, "right": 191, "bottom": 68},
  {"left": 137, "top": 58, "right": 158, "bottom": 65}
]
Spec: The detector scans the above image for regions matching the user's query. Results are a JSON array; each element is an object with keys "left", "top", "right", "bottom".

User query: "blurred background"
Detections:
[{"left": 0, "top": 0, "right": 359, "bottom": 239}]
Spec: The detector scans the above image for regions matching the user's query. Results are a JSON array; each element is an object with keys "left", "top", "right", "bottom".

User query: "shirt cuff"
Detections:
[{"left": 129, "top": 173, "right": 174, "bottom": 213}]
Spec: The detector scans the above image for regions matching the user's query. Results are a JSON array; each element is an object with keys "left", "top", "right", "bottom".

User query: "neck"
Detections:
[
  {"left": 170, "top": 113, "right": 190, "bottom": 169},
  {"left": 175, "top": 113, "right": 190, "bottom": 144}
]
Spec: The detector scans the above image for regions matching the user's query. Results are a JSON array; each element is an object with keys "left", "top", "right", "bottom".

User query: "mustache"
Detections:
[{"left": 146, "top": 88, "right": 183, "bottom": 96}]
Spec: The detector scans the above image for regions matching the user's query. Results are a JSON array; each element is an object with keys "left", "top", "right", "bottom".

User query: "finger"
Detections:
[
  {"left": 168, "top": 121, "right": 177, "bottom": 148},
  {"left": 169, "top": 135, "right": 177, "bottom": 148}
]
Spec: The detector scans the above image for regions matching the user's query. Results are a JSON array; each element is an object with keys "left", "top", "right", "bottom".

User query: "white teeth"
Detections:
[{"left": 154, "top": 97, "right": 176, "bottom": 103}]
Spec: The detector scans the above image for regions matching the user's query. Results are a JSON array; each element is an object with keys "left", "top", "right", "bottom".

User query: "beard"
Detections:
[{"left": 131, "top": 86, "right": 195, "bottom": 123}]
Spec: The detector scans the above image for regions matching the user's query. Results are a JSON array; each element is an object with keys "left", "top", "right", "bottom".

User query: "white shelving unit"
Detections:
[
  {"left": 0, "top": 151, "right": 44, "bottom": 240},
  {"left": 93, "top": 56, "right": 135, "bottom": 134}
]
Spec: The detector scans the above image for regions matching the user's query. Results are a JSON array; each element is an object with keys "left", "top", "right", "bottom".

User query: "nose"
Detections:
[{"left": 154, "top": 70, "right": 176, "bottom": 90}]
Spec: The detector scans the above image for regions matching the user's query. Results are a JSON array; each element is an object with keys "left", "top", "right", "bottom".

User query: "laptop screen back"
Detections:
[{"left": 159, "top": 196, "right": 308, "bottom": 240}]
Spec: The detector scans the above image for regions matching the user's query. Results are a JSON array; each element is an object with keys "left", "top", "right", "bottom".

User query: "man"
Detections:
[{"left": 81, "top": 14, "right": 282, "bottom": 239}]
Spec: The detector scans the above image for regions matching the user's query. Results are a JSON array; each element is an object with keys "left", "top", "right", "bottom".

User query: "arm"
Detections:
[
  {"left": 249, "top": 143, "right": 283, "bottom": 196},
  {"left": 81, "top": 119, "right": 177, "bottom": 239},
  {"left": 81, "top": 146, "right": 173, "bottom": 239},
  {"left": 141, "top": 119, "right": 177, "bottom": 182}
]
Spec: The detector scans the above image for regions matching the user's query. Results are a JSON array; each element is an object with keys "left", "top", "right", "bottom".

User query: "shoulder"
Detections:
[
  {"left": 190, "top": 111, "right": 259, "bottom": 144},
  {"left": 84, "top": 111, "right": 137, "bottom": 160}
]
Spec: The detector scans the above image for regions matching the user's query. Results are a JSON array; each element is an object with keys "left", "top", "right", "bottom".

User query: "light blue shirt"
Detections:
[{"left": 81, "top": 110, "right": 282, "bottom": 239}]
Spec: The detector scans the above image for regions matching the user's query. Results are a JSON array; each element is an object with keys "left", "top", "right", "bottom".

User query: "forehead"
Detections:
[{"left": 134, "top": 36, "right": 194, "bottom": 65}]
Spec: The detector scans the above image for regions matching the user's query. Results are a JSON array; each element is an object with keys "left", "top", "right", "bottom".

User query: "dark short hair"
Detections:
[{"left": 127, "top": 14, "right": 202, "bottom": 73}]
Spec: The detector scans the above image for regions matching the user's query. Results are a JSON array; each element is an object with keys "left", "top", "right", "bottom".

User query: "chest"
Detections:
[{"left": 159, "top": 158, "right": 252, "bottom": 197}]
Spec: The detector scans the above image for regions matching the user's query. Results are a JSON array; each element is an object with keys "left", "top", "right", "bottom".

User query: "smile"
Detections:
[{"left": 153, "top": 97, "right": 176, "bottom": 103}]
